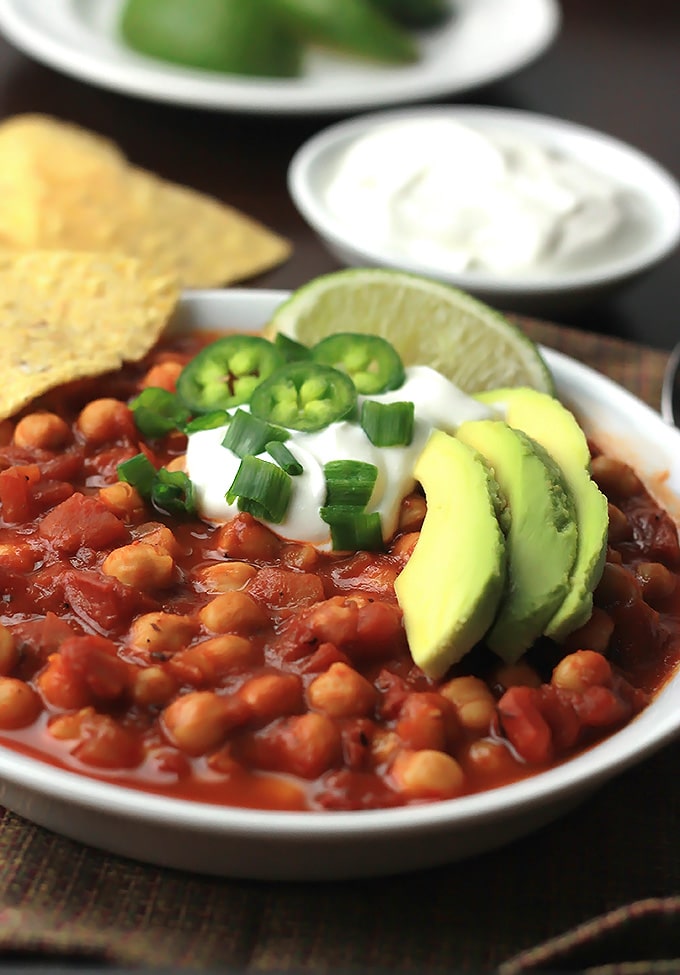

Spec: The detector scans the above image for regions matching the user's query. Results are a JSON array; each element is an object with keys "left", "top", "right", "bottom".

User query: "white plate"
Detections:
[
  {"left": 0, "top": 0, "right": 561, "bottom": 115},
  {"left": 0, "top": 287, "right": 679, "bottom": 881},
  {"left": 288, "top": 106, "right": 680, "bottom": 315}
]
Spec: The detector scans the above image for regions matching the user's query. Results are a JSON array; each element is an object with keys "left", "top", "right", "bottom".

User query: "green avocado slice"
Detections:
[
  {"left": 394, "top": 429, "right": 506, "bottom": 680},
  {"left": 476, "top": 387, "right": 608, "bottom": 641},
  {"left": 456, "top": 419, "right": 578, "bottom": 663}
]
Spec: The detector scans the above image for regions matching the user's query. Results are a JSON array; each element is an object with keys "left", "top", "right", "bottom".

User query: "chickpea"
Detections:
[
  {"left": 397, "top": 493, "right": 427, "bottom": 533},
  {"left": 281, "top": 543, "right": 319, "bottom": 571},
  {"left": 491, "top": 661, "right": 541, "bottom": 692},
  {"left": 215, "top": 514, "right": 280, "bottom": 562},
  {"left": 98, "top": 482, "right": 145, "bottom": 521},
  {"left": 595, "top": 562, "right": 640, "bottom": 607},
  {"left": 462, "top": 738, "right": 517, "bottom": 778},
  {"left": 607, "top": 503, "right": 633, "bottom": 544},
  {"left": 390, "top": 749, "right": 466, "bottom": 800},
  {"left": 76, "top": 398, "right": 135, "bottom": 445},
  {"left": 591, "top": 455, "right": 643, "bottom": 499},
  {"left": 13, "top": 412, "right": 71, "bottom": 450},
  {"left": 131, "top": 666, "right": 177, "bottom": 708},
  {"left": 238, "top": 673, "right": 304, "bottom": 725},
  {"left": 135, "top": 522, "right": 181, "bottom": 559},
  {"left": 275, "top": 712, "right": 342, "bottom": 779},
  {"left": 0, "top": 625, "right": 17, "bottom": 677},
  {"left": 129, "top": 612, "right": 197, "bottom": 655},
  {"left": 102, "top": 542, "right": 174, "bottom": 591},
  {"left": 0, "top": 678, "right": 41, "bottom": 729},
  {"left": 636, "top": 561, "right": 676, "bottom": 604},
  {"left": 440, "top": 675, "right": 496, "bottom": 732},
  {"left": 162, "top": 691, "right": 243, "bottom": 756},
  {"left": 395, "top": 692, "right": 458, "bottom": 751},
  {"left": 171, "top": 634, "right": 259, "bottom": 683},
  {"left": 563, "top": 606, "right": 615, "bottom": 654},
  {"left": 164, "top": 455, "right": 186, "bottom": 474},
  {"left": 195, "top": 561, "right": 257, "bottom": 594},
  {"left": 199, "top": 591, "right": 267, "bottom": 634},
  {"left": 371, "top": 729, "right": 401, "bottom": 766},
  {"left": 552, "top": 649, "right": 612, "bottom": 693},
  {"left": 307, "top": 662, "right": 377, "bottom": 719},
  {"left": 141, "top": 360, "right": 184, "bottom": 391},
  {"left": 48, "top": 707, "right": 94, "bottom": 741}
]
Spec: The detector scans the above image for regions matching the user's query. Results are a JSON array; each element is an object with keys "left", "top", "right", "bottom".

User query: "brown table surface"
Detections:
[{"left": 0, "top": 1, "right": 679, "bottom": 972}]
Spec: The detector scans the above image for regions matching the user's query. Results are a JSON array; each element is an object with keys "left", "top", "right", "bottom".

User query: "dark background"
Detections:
[{"left": 0, "top": 0, "right": 677, "bottom": 350}]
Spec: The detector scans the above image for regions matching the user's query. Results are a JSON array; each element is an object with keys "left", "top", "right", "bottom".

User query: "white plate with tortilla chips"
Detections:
[
  {"left": 0, "top": 0, "right": 560, "bottom": 115},
  {"left": 0, "top": 286, "right": 679, "bottom": 881}
]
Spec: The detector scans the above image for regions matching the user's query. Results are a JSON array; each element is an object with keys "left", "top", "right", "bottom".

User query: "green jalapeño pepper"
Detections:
[
  {"left": 176, "top": 335, "right": 285, "bottom": 415},
  {"left": 250, "top": 361, "right": 357, "bottom": 432},
  {"left": 310, "top": 333, "right": 405, "bottom": 395}
]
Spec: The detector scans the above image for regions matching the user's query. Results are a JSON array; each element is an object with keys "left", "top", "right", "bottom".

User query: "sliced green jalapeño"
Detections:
[
  {"left": 310, "top": 332, "right": 405, "bottom": 395},
  {"left": 176, "top": 335, "right": 285, "bottom": 414},
  {"left": 250, "top": 361, "right": 357, "bottom": 432}
]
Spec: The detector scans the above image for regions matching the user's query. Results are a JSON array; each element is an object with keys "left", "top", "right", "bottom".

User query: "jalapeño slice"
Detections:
[
  {"left": 250, "top": 361, "right": 357, "bottom": 432},
  {"left": 310, "top": 333, "right": 405, "bottom": 395},
  {"left": 176, "top": 336, "right": 285, "bottom": 414}
]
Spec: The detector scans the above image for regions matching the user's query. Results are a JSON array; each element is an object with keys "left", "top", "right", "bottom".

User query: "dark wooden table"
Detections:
[{"left": 0, "top": 0, "right": 677, "bottom": 350}]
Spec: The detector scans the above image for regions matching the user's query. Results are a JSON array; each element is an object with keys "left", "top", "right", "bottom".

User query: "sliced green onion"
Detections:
[
  {"left": 323, "top": 460, "right": 377, "bottom": 508},
  {"left": 221, "top": 409, "right": 289, "bottom": 459},
  {"left": 266, "top": 440, "right": 303, "bottom": 476},
  {"left": 320, "top": 506, "right": 384, "bottom": 552},
  {"left": 361, "top": 400, "right": 415, "bottom": 447},
  {"left": 226, "top": 455, "right": 292, "bottom": 523},
  {"left": 129, "top": 387, "right": 191, "bottom": 438},
  {"left": 150, "top": 468, "right": 196, "bottom": 518},
  {"left": 183, "top": 410, "right": 230, "bottom": 434},
  {"left": 117, "top": 453, "right": 157, "bottom": 498},
  {"left": 274, "top": 332, "right": 311, "bottom": 363}
]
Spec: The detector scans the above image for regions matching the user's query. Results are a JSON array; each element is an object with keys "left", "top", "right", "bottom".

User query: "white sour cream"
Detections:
[
  {"left": 185, "top": 365, "right": 494, "bottom": 549},
  {"left": 323, "top": 118, "right": 635, "bottom": 277}
]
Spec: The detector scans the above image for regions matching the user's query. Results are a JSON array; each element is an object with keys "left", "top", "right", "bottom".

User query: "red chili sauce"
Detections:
[{"left": 0, "top": 332, "right": 679, "bottom": 812}]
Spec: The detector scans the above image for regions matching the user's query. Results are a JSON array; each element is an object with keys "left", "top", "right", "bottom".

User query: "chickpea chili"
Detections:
[{"left": 0, "top": 332, "right": 679, "bottom": 812}]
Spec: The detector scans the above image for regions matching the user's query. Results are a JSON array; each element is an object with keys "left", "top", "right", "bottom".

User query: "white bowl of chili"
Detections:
[{"left": 0, "top": 287, "right": 679, "bottom": 880}]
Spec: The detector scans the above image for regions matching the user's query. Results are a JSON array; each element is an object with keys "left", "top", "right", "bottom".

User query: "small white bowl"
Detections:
[{"left": 288, "top": 106, "right": 680, "bottom": 316}]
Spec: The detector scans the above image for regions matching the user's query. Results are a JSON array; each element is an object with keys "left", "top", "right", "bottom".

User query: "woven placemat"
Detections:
[{"left": 0, "top": 322, "right": 675, "bottom": 973}]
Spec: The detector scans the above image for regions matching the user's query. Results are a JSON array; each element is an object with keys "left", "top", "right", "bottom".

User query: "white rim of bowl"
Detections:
[{"left": 288, "top": 105, "right": 680, "bottom": 295}]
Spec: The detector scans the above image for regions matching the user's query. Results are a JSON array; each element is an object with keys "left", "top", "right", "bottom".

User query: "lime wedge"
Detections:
[{"left": 263, "top": 269, "right": 554, "bottom": 395}]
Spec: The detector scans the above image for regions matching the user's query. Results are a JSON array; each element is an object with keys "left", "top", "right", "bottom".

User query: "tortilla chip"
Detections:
[
  {"left": 0, "top": 251, "right": 179, "bottom": 420},
  {"left": 0, "top": 115, "right": 292, "bottom": 286}
]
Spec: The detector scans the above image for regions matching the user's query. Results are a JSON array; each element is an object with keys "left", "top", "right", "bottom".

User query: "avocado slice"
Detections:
[
  {"left": 394, "top": 429, "right": 506, "bottom": 680},
  {"left": 477, "top": 387, "right": 608, "bottom": 641},
  {"left": 456, "top": 420, "right": 578, "bottom": 663}
]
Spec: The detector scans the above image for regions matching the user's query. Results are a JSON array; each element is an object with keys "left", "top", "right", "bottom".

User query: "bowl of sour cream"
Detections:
[{"left": 288, "top": 106, "right": 680, "bottom": 315}]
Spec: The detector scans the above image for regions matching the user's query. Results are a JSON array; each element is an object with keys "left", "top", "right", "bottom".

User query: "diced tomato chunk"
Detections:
[
  {"left": 497, "top": 685, "right": 554, "bottom": 765},
  {"left": 39, "top": 493, "right": 129, "bottom": 554},
  {"left": 62, "top": 569, "right": 158, "bottom": 633},
  {"left": 0, "top": 465, "right": 41, "bottom": 523},
  {"left": 247, "top": 567, "right": 324, "bottom": 619},
  {"left": 59, "top": 634, "right": 130, "bottom": 700}
]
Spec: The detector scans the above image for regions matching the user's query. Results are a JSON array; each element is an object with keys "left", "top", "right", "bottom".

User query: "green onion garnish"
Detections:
[
  {"left": 323, "top": 459, "right": 377, "bottom": 508},
  {"left": 150, "top": 468, "right": 196, "bottom": 518},
  {"left": 320, "top": 507, "right": 384, "bottom": 552},
  {"left": 117, "top": 453, "right": 157, "bottom": 498},
  {"left": 226, "top": 455, "right": 292, "bottom": 524},
  {"left": 129, "top": 387, "right": 191, "bottom": 438},
  {"left": 361, "top": 400, "right": 415, "bottom": 447},
  {"left": 222, "top": 409, "right": 289, "bottom": 459},
  {"left": 183, "top": 410, "right": 231, "bottom": 433},
  {"left": 266, "top": 440, "right": 303, "bottom": 476},
  {"left": 274, "top": 332, "right": 311, "bottom": 363}
]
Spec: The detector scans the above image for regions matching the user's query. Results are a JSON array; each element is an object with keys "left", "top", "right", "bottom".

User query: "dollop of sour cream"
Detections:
[
  {"left": 323, "top": 118, "right": 636, "bottom": 277},
  {"left": 185, "top": 365, "right": 495, "bottom": 549}
]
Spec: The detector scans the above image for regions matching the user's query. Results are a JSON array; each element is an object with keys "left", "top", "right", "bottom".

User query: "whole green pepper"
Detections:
[
  {"left": 269, "top": 0, "right": 418, "bottom": 64},
  {"left": 120, "top": 0, "right": 303, "bottom": 77},
  {"left": 368, "top": 0, "right": 452, "bottom": 29}
]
